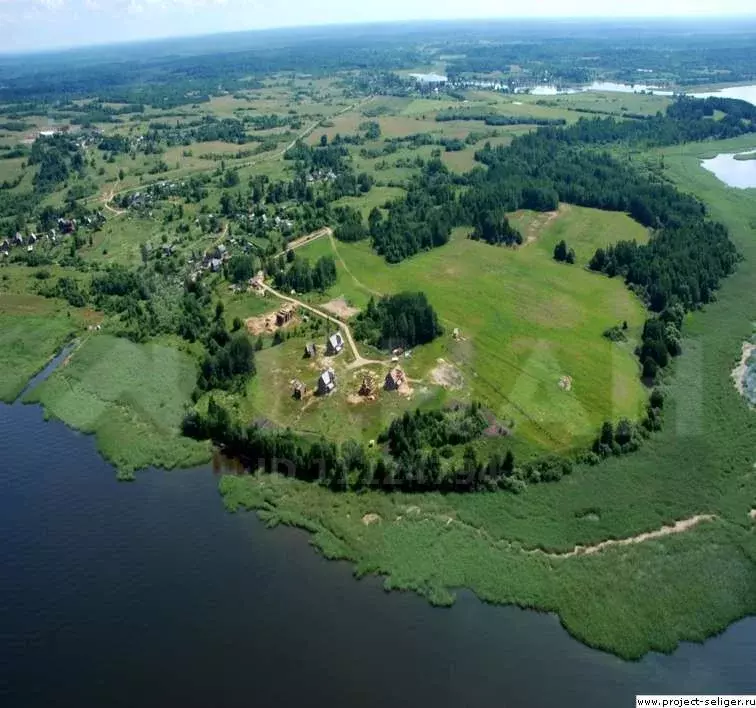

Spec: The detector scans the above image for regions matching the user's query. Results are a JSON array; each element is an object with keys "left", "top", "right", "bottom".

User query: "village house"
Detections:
[
  {"left": 326, "top": 332, "right": 344, "bottom": 355},
  {"left": 384, "top": 367, "right": 405, "bottom": 391},
  {"left": 359, "top": 373, "right": 377, "bottom": 396},
  {"left": 250, "top": 270, "right": 265, "bottom": 292},
  {"left": 57, "top": 218, "right": 76, "bottom": 234},
  {"left": 292, "top": 379, "right": 307, "bottom": 400},
  {"left": 276, "top": 304, "right": 295, "bottom": 326},
  {"left": 303, "top": 343, "right": 317, "bottom": 359},
  {"left": 317, "top": 368, "right": 336, "bottom": 395}
]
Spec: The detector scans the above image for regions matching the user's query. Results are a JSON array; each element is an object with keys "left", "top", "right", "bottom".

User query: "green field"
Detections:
[
  {"left": 0, "top": 266, "right": 100, "bottom": 402},
  {"left": 0, "top": 297, "right": 80, "bottom": 402},
  {"left": 219, "top": 333, "right": 447, "bottom": 444},
  {"left": 3, "top": 41, "right": 756, "bottom": 664},
  {"left": 218, "top": 137, "right": 756, "bottom": 660},
  {"left": 25, "top": 335, "right": 211, "bottom": 473},
  {"left": 293, "top": 206, "right": 648, "bottom": 452}
]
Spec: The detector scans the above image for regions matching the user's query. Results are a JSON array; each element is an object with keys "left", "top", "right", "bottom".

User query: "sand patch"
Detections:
[
  {"left": 731, "top": 341, "right": 756, "bottom": 406},
  {"left": 430, "top": 359, "right": 464, "bottom": 390},
  {"left": 347, "top": 393, "right": 369, "bottom": 404},
  {"left": 245, "top": 309, "right": 298, "bottom": 336},
  {"left": 321, "top": 296, "right": 360, "bottom": 320},
  {"left": 362, "top": 513, "right": 382, "bottom": 526},
  {"left": 549, "top": 515, "right": 715, "bottom": 558},
  {"left": 516, "top": 203, "right": 569, "bottom": 245}
]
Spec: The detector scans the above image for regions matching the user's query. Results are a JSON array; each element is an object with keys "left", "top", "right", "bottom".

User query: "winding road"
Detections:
[
  {"left": 96, "top": 96, "right": 374, "bottom": 217},
  {"left": 260, "top": 282, "right": 381, "bottom": 370}
]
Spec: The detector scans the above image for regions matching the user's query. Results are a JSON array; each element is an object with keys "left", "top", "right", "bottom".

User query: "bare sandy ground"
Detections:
[
  {"left": 545, "top": 515, "right": 716, "bottom": 558},
  {"left": 430, "top": 359, "right": 464, "bottom": 389},
  {"left": 321, "top": 297, "right": 360, "bottom": 320},
  {"left": 395, "top": 508, "right": 716, "bottom": 560},
  {"left": 732, "top": 341, "right": 756, "bottom": 403},
  {"left": 245, "top": 310, "right": 298, "bottom": 335}
]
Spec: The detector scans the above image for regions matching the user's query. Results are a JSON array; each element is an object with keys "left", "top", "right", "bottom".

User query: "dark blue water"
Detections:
[{"left": 1, "top": 401, "right": 755, "bottom": 708}]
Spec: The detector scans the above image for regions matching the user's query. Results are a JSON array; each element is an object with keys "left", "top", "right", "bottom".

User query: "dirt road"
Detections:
[
  {"left": 94, "top": 97, "right": 373, "bottom": 216},
  {"left": 261, "top": 282, "right": 381, "bottom": 369},
  {"left": 274, "top": 227, "right": 332, "bottom": 259}
]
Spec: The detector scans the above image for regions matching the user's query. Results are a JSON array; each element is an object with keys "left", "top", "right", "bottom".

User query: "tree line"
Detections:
[
  {"left": 182, "top": 398, "right": 526, "bottom": 492},
  {"left": 353, "top": 292, "right": 443, "bottom": 350},
  {"left": 436, "top": 109, "right": 566, "bottom": 127},
  {"left": 273, "top": 254, "right": 337, "bottom": 294}
]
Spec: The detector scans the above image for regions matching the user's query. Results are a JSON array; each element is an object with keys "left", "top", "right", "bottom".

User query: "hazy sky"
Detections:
[{"left": 1, "top": 0, "right": 755, "bottom": 53}]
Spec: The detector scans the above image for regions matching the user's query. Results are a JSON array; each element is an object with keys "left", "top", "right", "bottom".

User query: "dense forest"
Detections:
[
  {"left": 436, "top": 110, "right": 566, "bottom": 127},
  {"left": 182, "top": 398, "right": 522, "bottom": 492},
  {"left": 273, "top": 254, "right": 337, "bottom": 294},
  {"left": 4, "top": 20, "right": 756, "bottom": 108},
  {"left": 368, "top": 160, "right": 457, "bottom": 262},
  {"left": 28, "top": 134, "right": 86, "bottom": 194},
  {"left": 183, "top": 389, "right": 665, "bottom": 493},
  {"left": 353, "top": 292, "right": 443, "bottom": 350}
]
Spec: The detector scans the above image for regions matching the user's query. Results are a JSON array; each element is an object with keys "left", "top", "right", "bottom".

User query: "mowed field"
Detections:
[
  {"left": 25, "top": 334, "right": 210, "bottom": 473},
  {"left": 283, "top": 205, "right": 649, "bottom": 452}
]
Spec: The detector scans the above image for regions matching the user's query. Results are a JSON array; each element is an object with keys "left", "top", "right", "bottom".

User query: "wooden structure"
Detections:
[
  {"left": 326, "top": 332, "right": 345, "bottom": 355},
  {"left": 303, "top": 343, "right": 317, "bottom": 359},
  {"left": 317, "top": 368, "right": 336, "bottom": 395},
  {"left": 292, "top": 379, "right": 307, "bottom": 400},
  {"left": 359, "top": 373, "right": 377, "bottom": 396},
  {"left": 276, "top": 304, "right": 295, "bottom": 326},
  {"left": 384, "top": 367, "right": 405, "bottom": 391}
]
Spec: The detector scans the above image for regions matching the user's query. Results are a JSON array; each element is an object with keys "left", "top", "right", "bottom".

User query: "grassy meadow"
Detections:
[
  {"left": 0, "top": 298, "right": 80, "bottom": 402},
  {"left": 0, "top": 267, "right": 100, "bottom": 402},
  {"left": 218, "top": 136, "right": 756, "bottom": 659},
  {"left": 292, "top": 206, "right": 648, "bottom": 452},
  {"left": 4, "top": 63, "right": 755, "bottom": 662},
  {"left": 25, "top": 334, "right": 210, "bottom": 473}
]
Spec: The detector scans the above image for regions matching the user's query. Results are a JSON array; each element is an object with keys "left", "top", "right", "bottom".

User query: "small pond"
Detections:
[{"left": 700, "top": 149, "right": 756, "bottom": 189}]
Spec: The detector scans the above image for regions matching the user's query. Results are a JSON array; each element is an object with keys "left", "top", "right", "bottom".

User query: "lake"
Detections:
[
  {"left": 519, "top": 82, "right": 756, "bottom": 107},
  {"left": 701, "top": 149, "right": 756, "bottom": 188},
  {"left": 1, "top": 399, "right": 756, "bottom": 707},
  {"left": 690, "top": 85, "right": 756, "bottom": 105}
]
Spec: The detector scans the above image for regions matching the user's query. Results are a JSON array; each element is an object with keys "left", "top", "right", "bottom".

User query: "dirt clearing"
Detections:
[
  {"left": 514, "top": 203, "right": 569, "bottom": 245},
  {"left": 430, "top": 359, "right": 464, "bottom": 390},
  {"left": 245, "top": 309, "right": 299, "bottom": 335},
  {"left": 731, "top": 341, "right": 755, "bottom": 405},
  {"left": 321, "top": 297, "right": 360, "bottom": 320},
  {"left": 549, "top": 515, "right": 716, "bottom": 558}
]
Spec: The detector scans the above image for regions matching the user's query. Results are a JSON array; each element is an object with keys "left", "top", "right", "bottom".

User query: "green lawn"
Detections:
[
  {"left": 295, "top": 205, "right": 648, "bottom": 452},
  {"left": 25, "top": 334, "right": 210, "bottom": 473}
]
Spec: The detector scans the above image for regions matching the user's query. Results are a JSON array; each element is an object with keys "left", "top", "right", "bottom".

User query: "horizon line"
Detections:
[{"left": 2, "top": 14, "right": 756, "bottom": 58}]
